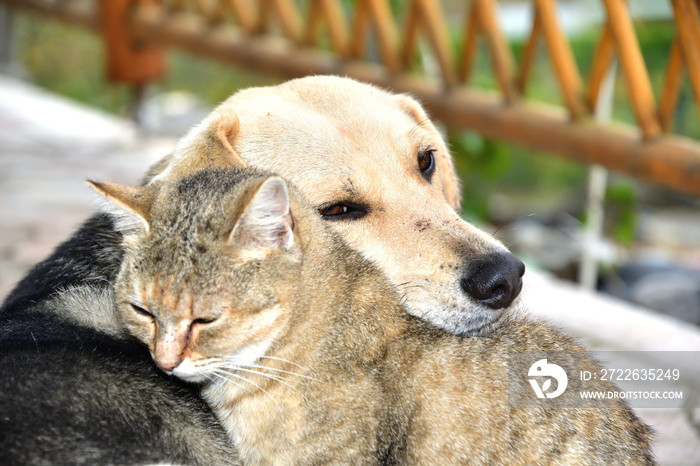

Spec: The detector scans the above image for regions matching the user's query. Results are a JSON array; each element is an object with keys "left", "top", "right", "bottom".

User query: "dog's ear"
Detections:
[
  {"left": 394, "top": 94, "right": 462, "bottom": 211},
  {"left": 229, "top": 176, "right": 295, "bottom": 258},
  {"left": 395, "top": 93, "right": 431, "bottom": 128},
  {"left": 212, "top": 113, "right": 246, "bottom": 167},
  {"left": 148, "top": 111, "right": 247, "bottom": 184},
  {"left": 88, "top": 180, "right": 156, "bottom": 237}
]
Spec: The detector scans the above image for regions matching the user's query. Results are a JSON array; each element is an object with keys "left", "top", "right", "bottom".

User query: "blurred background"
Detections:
[
  {"left": 1, "top": 0, "right": 700, "bottom": 462},
  {"left": 3, "top": 0, "right": 700, "bottom": 326}
]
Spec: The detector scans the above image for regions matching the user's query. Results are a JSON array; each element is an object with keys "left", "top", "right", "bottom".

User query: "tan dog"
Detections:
[{"left": 151, "top": 76, "right": 525, "bottom": 336}]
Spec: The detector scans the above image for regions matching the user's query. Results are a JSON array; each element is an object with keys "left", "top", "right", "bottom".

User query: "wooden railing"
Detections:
[{"left": 3, "top": 0, "right": 700, "bottom": 196}]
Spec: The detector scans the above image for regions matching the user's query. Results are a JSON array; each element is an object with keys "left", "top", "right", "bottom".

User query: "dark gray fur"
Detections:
[{"left": 0, "top": 214, "right": 239, "bottom": 465}]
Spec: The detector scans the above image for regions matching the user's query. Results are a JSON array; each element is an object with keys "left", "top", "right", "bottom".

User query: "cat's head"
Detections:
[{"left": 90, "top": 169, "right": 303, "bottom": 383}]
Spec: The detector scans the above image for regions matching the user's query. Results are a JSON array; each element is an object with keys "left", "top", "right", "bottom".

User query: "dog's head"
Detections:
[{"left": 153, "top": 76, "right": 524, "bottom": 336}]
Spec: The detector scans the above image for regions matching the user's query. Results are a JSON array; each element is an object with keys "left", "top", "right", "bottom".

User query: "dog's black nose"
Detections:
[{"left": 461, "top": 251, "right": 525, "bottom": 309}]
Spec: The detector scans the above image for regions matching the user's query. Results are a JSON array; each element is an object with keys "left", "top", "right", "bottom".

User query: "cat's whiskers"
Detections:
[
  {"left": 195, "top": 357, "right": 224, "bottom": 370},
  {"left": 208, "top": 371, "right": 235, "bottom": 387},
  {"left": 225, "top": 364, "right": 321, "bottom": 409},
  {"left": 257, "top": 355, "right": 311, "bottom": 371},
  {"left": 222, "top": 353, "right": 318, "bottom": 382},
  {"left": 210, "top": 374, "right": 257, "bottom": 404},
  {"left": 218, "top": 367, "right": 279, "bottom": 406},
  {"left": 242, "top": 363, "right": 320, "bottom": 382},
  {"left": 227, "top": 366, "right": 297, "bottom": 388},
  {"left": 210, "top": 370, "right": 253, "bottom": 394}
]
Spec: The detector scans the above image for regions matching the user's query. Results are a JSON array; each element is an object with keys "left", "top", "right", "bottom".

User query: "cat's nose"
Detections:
[
  {"left": 460, "top": 251, "right": 525, "bottom": 310},
  {"left": 154, "top": 342, "right": 184, "bottom": 372},
  {"left": 154, "top": 323, "right": 189, "bottom": 373},
  {"left": 155, "top": 358, "right": 180, "bottom": 372}
]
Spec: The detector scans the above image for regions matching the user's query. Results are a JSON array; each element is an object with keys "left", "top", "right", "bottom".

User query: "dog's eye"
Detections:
[
  {"left": 131, "top": 303, "right": 154, "bottom": 319},
  {"left": 418, "top": 148, "right": 435, "bottom": 181},
  {"left": 318, "top": 201, "right": 368, "bottom": 221}
]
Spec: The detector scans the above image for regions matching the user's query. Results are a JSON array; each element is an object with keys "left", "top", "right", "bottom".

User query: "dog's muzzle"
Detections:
[{"left": 460, "top": 251, "right": 525, "bottom": 310}]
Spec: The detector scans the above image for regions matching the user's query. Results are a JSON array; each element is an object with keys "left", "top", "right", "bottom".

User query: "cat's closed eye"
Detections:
[
  {"left": 193, "top": 317, "right": 217, "bottom": 325},
  {"left": 131, "top": 303, "right": 154, "bottom": 319}
]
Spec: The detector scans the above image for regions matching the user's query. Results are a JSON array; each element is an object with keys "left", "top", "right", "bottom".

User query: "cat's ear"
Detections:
[
  {"left": 87, "top": 180, "right": 154, "bottom": 237},
  {"left": 229, "top": 176, "right": 294, "bottom": 256}
]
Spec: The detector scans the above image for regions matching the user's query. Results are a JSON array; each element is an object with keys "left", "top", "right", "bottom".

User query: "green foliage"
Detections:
[
  {"left": 13, "top": 13, "right": 279, "bottom": 114},
  {"left": 448, "top": 131, "right": 507, "bottom": 221},
  {"left": 444, "top": 20, "right": 683, "bottom": 235},
  {"left": 10, "top": 11, "right": 686, "bottom": 241},
  {"left": 604, "top": 179, "right": 639, "bottom": 246},
  {"left": 14, "top": 15, "right": 131, "bottom": 113},
  {"left": 163, "top": 52, "right": 280, "bottom": 106},
  {"left": 448, "top": 130, "right": 588, "bottom": 222}
]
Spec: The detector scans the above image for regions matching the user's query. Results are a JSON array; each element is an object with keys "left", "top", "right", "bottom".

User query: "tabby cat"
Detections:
[{"left": 92, "top": 166, "right": 654, "bottom": 465}]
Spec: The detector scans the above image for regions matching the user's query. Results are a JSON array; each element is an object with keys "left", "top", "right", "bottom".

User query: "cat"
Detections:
[
  {"left": 93, "top": 166, "right": 655, "bottom": 465},
  {"left": 0, "top": 214, "right": 240, "bottom": 464}
]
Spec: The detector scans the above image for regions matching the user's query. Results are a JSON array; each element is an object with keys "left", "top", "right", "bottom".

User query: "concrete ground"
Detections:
[{"left": 1, "top": 75, "right": 699, "bottom": 464}]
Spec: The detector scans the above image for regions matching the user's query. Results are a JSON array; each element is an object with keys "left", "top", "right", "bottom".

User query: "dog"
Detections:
[{"left": 151, "top": 75, "right": 525, "bottom": 337}]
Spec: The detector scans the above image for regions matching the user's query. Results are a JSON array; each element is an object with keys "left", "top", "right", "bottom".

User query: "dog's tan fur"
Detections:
[{"left": 151, "top": 76, "right": 510, "bottom": 335}]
